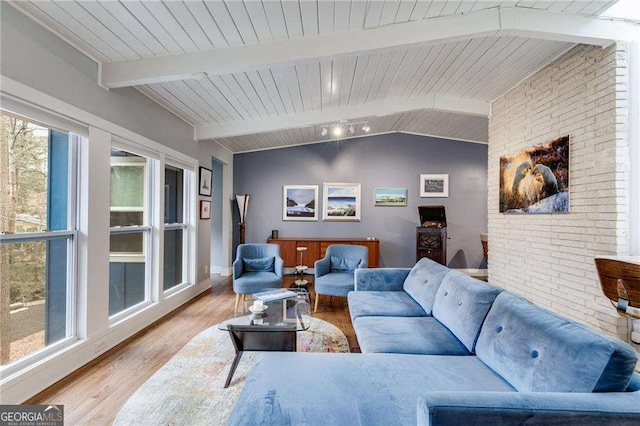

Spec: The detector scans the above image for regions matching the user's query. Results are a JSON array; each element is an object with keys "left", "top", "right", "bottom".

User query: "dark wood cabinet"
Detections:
[
  {"left": 267, "top": 238, "right": 380, "bottom": 268},
  {"left": 416, "top": 226, "right": 447, "bottom": 265}
]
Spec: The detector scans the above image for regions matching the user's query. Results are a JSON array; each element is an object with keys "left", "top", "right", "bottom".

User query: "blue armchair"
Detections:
[
  {"left": 314, "top": 244, "right": 368, "bottom": 313},
  {"left": 233, "top": 244, "right": 284, "bottom": 311}
]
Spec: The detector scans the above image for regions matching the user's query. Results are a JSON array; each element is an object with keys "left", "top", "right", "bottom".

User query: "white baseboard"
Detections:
[{"left": 211, "top": 266, "right": 232, "bottom": 276}]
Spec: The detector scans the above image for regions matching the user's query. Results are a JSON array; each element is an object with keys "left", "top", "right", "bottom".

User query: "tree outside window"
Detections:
[{"left": 0, "top": 113, "right": 73, "bottom": 365}]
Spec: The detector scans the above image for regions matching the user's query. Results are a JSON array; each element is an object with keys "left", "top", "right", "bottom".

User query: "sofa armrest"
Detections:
[
  {"left": 417, "top": 391, "right": 640, "bottom": 426},
  {"left": 314, "top": 257, "right": 331, "bottom": 278},
  {"left": 232, "top": 258, "right": 243, "bottom": 279},
  {"left": 354, "top": 268, "right": 411, "bottom": 291}
]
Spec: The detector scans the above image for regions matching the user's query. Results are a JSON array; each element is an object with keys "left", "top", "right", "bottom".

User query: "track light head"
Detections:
[
  {"left": 349, "top": 124, "right": 355, "bottom": 134},
  {"left": 333, "top": 126, "right": 342, "bottom": 136},
  {"left": 321, "top": 127, "right": 327, "bottom": 136},
  {"left": 362, "top": 124, "right": 370, "bottom": 132}
]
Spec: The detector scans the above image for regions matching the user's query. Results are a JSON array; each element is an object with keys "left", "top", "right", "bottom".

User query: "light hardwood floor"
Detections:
[{"left": 27, "top": 275, "right": 358, "bottom": 425}]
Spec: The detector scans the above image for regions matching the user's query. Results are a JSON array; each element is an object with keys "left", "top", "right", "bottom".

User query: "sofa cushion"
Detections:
[
  {"left": 315, "top": 272, "right": 354, "bottom": 297},
  {"left": 243, "top": 256, "right": 274, "bottom": 272},
  {"left": 476, "top": 292, "right": 638, "bottom": 393},
  {"left": 232, "top": 271, "right": 282, "bottom": 294},
  {"left": 348, "top": 291, "right": 426, "bottom": 319},
  {"left": 402, "top": 258, "right": 450, "bottom": 315},
  {"left": 228, "top": 353, "right": 514, "bottom": 426},
  {"left": 330, "top": 256, "right": 361, "bottom": 272},
  {"left": 432, "top": 271, "right": 502, "bottom": 353},
  {"left": 354, "top": 316, "right": 470, "bottom": 355}
]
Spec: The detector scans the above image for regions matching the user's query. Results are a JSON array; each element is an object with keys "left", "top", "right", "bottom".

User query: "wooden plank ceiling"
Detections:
[{"left": 11, "top": 0, "right": 620, "bottom": 152}]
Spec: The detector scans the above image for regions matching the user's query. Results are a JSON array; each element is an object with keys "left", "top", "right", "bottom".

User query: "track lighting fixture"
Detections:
[{"left": 319, "top": 120, "right": 370, "bottom": 139}]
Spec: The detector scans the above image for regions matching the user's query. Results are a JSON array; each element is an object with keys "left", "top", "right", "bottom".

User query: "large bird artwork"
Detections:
[{"left": 500, "top": 136, "right": 569, "bottom": 213}]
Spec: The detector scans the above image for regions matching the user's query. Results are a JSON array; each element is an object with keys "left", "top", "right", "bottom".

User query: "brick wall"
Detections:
[{"left": 488, "top": 43, "right": 631, "bottom": 337}]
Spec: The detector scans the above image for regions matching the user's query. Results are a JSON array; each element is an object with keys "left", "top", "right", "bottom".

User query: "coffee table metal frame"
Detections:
[{"left": 220, "top": 289, "right": 311, "bottom": 388}]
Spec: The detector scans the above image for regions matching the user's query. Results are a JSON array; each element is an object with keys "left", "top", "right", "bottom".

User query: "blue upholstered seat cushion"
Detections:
[
  {"left": 402, "top": 258, "right": 450, "bottom": 315},
  {"left": 228, "top": 353, "right": 514, "bottom": 426},
  {"left": 232, "top": 271, "right": 281, "bottom": 294},
  {"left": 476, "top": 292, "right": 638, "bottom": 393},
  {"left": 431, "top": 271, "right": 502, "bottom": 353},
  {"left": 243, "top": 256, "right": 275, "bottom": 272},
  {"left": 315, "top": 272, "right": 354, "bottom": 297},
  {"left": 347, "top": 291, "right": 427, "bottom": 319},
  {"left": 330, "top": 256, "right": 361, "bottom": 272},
  {"left": 354, "top": 316, "right": 470, "bottom": 355}
]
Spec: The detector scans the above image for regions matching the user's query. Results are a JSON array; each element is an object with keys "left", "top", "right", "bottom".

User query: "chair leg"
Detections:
[
  {"left": 314, "top": 292, "right": 319, "bottom": 313},
  {"left": 234, "top": 294, "right": 240, "bottom": 312}
]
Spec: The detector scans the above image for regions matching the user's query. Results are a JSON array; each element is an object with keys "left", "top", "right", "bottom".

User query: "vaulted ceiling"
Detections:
[{"left": 10, "top": 1, "right": 638, "bottom": 152}]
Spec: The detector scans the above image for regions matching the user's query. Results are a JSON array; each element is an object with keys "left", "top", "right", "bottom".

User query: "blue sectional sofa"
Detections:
[{"left": 228, "top": 258, "right": 640, "bottom": 425}]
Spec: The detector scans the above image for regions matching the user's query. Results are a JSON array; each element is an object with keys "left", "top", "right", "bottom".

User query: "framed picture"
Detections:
[
  {"left": 323, "top": 183, "right": 361, "bottom": 221},
  {"left": 200, "top": 200, "right": 211, "bottom": 220},
  {"left": 283, "top": 185, "right": 318, "bottom": 221},
  {"left": 374, "top": 188, "right": 407, "bottom": 206},
  {"left": 420, "top": 174, "right": 449, "bottom": 198},
  {"left": 499, "top": 135, "right": 569, "bottom": 214},
  {"left": 199, "top": 166, "right": 212, "bottom": 196}
]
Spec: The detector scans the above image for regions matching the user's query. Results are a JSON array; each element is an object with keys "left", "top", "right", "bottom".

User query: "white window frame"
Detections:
[
  {"left": 0, "top": 111, "right": 81, "bottom": 377},
  {"left": 109, "top": 155, "right": 149, "bottom": 264},
  {"left": 108, "top": 142, "right": 157, "bottom": 322},
  {"left": 163, "top": 161, "right": 193, "bottom": 295}
]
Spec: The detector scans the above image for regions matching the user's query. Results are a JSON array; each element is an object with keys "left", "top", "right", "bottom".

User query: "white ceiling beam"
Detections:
[
  {"left": 195, "top": 96, "right": 490, "bottom": 140},
  {"left": 102, "top": 8, "right": 502, "bottom": 88},
  {"left": 498, "top": 7, "right": 639, "bottom": 47},
  {"left": 100, "top": 7, "right": 639, "bottom": 89}
]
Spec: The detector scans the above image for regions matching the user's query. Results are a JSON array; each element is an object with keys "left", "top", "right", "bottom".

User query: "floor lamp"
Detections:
[{"left": 236, "top": 194, "right": 249, "bottom": 244}]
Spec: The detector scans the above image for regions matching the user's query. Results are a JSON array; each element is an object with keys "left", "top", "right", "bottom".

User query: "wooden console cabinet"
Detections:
[{"left": 267, "top": 238, "right": 380, "bottom": 268}]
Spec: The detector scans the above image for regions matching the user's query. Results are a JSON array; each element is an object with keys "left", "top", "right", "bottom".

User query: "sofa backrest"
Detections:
[
  {"left": 476, "top": 292, "right": 638, "bottom": 393},
  {"left": 431, "top": 271, "right": 503, "bottom": 352},
  {"left": 402, "top": 258, "right": 450, "bottom": 315}
]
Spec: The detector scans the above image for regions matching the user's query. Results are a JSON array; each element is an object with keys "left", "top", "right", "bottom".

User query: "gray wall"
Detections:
[
  {"left": 0, "top": 2, "right": 196, "bottom": 158},
  {"left": 210, "top": 159, "right": 224, "bottom": 269},
  {"left": 233, "top": 133, "right": 488, "bottom": 268}
]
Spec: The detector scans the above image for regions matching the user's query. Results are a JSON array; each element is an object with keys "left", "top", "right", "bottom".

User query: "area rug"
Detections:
[{"left": 114, "top": 317, "right": 349, "bottom": 425}]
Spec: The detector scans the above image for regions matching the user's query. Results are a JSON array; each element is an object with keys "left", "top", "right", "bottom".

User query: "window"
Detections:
[
  {"left": 164, "top": 164, "right": 188, "bottom": 291},
  {"left": 0, "top": 112, "right": 77, "bottom": 367},
  {"left": 109, "top": 148, "right": 152, "bottom": 317}
]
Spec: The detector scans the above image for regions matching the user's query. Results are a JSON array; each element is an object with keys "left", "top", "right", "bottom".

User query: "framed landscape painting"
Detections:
[
  {"left": 420, "top": 174, "right": 449, "bottom": 198},
  {"left": 323, "top": 183, "right": 361, "bottom": 221},
  {"left": 283, "top": 185, "right": 318, "bottom": 221},
  {"left": 374, "top": 188, "right": 407, "bottom": 206}
]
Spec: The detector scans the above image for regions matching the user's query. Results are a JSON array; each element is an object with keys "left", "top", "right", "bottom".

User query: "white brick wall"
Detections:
[{"left": 488, "top": 44, "right": 631, "bottom": 338}]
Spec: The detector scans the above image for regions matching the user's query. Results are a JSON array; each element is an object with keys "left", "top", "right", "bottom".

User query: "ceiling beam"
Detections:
[
  {"left": 101, "top": 8, "right": 499, "bottom": 88},
  {"left": 195, "top": 96, "right": 490, "bottom": 141},
  {"left": 498, "top": 7, "right": 637, "bottom": 47},
  {"left": 100, "top": 7, "right": 638, "bottom": 89}
]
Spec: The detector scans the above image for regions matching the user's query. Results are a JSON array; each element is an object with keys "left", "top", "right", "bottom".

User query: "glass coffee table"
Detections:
[{"left": 218, "top": 288, "right": 311, "bottom": 388}]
